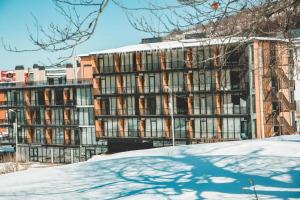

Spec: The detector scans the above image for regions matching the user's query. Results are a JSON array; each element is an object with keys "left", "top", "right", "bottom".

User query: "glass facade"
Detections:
[
  {"left": 0, "top": 81, "right": 98, "bottom": 147},
  {"left": 94, "top": 45, "right": 250, "bottom": 141}
]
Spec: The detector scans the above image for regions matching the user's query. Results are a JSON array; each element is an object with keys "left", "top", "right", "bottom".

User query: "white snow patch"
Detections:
[
  {"left": 209, "top": 177, "right": 236, "bottom": 184},
  {"left": 0, "top": 135, "right": 299, "bottom": 199}
]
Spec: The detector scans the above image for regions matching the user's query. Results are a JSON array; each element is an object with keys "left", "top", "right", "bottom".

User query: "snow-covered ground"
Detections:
[{"left": 0, "top": 136, "right": 300, "bottom": 200}]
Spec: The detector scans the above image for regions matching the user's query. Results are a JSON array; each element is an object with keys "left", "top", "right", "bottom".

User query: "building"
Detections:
[
  {"left": 296, "top": 101, "right": 300, "bottom": 133},
  {"left": 0, "top": 65, "right": 106, "bottom": 163},
  {"left": 0, "top": 37, "right": 297, "bottom": 163},
  {"left": 294, "top": 34, "right": 300, "bottom": 133},
  {"left": 80, "top": 37, "right": 296, "bottom": 149}
]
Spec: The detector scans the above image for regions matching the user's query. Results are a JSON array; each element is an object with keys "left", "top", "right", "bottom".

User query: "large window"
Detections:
[
  {"left": 176, "top": 97, "right": 188, "bottom": 115},
  {"left": 166, "top": 49, "right": 184, "bottom": 69},
  {"left": 124, "top": 118, "right": 139, "bottom": 137},
  {"left": 109, "top": 97, "right": 118, "bottom": 115},
  {"left": 145, "top": 118, "right": 164, "bottom": 138},
  {"left": 78, "top": 108, "right": 94, "bottom": 125},
  {"left": 100, "top": 98, "right": 110, "bottom": 115},
  {"left": 221, "top": 70, "right": 231, "bottom": 90},
  {"left": 222, "top": 118, "right": 242, "bottom": 139},
  {"left": 121, "top": 53, "right": 134, "bottom": 72},
  {"left": 174, "top": 118, "right": 188, "bottom": 138},
  {"left": 81, "top": 127, "right": 97, "bottom": 145},
  {"left": 123, "top": 97, "right": 135, "bottom": 115},
  {"left": 77, "top": 88, "right": 93, "bottom": 105},
  {"left": 169, "top": 72, "right": 184, "bottom": 92},
  {"left": 194, "top": 118, "right": 208, "bottom": 138},
  {"left": 142, "top": 51, "right": 160, "bottom": 71},
  {"left": 203, "top": 47, "right": 211, "bottom": 68},
  {"left": 100, "top": 54, "right": 114, "bottom": 73},
  {"left": 123, "top": 74, "right": 135, "bottom": 93},
  {"left": 101, "top": 76, "right": 116, "bottom": 94},
  {"left": 104, "top": 119, "right": 118, "bottom": 137},
  {"left": 144, "top": 73, "right": 161, "bottom": 93},
  {"left": 53, "top": 108, "right": 63, "bottom": 125},
  {"left": 145, "top": 96, "right": 156, "bottom": 115}
]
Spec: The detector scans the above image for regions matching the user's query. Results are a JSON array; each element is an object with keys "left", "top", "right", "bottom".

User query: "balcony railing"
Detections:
[
  {"left": 0, "top": 119, "right": 8, "bottom": 124},
  {"left": 22, "top": 119, "right": 79, "bottom": 125},
  {"left": 0, "top": 79, "right": 92, "bottom": 89}
]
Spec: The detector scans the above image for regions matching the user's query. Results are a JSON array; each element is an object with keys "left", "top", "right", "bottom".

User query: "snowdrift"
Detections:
[{"left": 0, "top": 135, "right": 299, "bottom": 199}]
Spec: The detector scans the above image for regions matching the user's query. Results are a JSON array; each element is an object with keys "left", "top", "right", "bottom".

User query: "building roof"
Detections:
[{"left": 78, "top": 37, "right": 287, "bottom": 56}]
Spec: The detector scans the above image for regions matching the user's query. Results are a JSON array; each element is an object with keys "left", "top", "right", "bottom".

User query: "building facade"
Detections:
[
  {"left": 0, "top": 65, "right": 106, "bottom": 163},
  {"left": 81, "top": 37, "right": 296, "bottom": 147},
  {"left": 0, "top": 37, "right": 297, "bottom": 163}
]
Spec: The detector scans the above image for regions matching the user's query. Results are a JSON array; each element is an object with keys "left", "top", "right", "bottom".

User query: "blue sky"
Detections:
[{"left": 0, "top": 0, "right": 150, "bottom": 70}]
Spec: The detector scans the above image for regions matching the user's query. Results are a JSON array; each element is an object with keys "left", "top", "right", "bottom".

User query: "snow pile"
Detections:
[
  {"left": 0, "top": 136, "right": 299, "bottom": 199},
  {"left": 0, "top": 162, "right": 15, "bottom": 174}
]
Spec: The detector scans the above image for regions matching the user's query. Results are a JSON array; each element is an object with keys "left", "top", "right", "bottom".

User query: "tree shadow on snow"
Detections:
[
  {"left": 68, "top": 148, "right": 300, "bottom": 199},
  {"left": 0, "top": 148, "right": 299, "bottom": 200}
]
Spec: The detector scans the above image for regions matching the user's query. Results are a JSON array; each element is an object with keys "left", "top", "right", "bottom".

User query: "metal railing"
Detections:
[{"left": 0, "top": 79, "right": 92, "bottom": 89}]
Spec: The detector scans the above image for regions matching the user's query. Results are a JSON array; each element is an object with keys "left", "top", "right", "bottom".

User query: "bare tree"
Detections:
[
  {"left": 2, "top": 0, "right": 300, "bottom": 65},
  {"left": 2, "top": 0, "right": 109, "bottom": 65}
]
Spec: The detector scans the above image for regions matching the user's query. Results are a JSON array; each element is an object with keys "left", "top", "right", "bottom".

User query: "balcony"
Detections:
[
  {"left": 0, "top": 79, "right": 92, "bottom": 90},
  {"left": 0, "top": 119, "right": 8, "bottom": 124}
]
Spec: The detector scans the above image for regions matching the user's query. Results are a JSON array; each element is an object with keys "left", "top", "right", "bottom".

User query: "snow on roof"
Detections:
[{"left": 78, "top": 37, "right": 286, "bottom": 57}]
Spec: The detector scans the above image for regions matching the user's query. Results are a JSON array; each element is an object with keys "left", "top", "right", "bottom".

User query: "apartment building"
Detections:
[
  {"left": 0, "top": 37, "right": 296, "bottom": 163},
  {"left": 0, "top": 65, "right": 106, "bottom": 163},
  {"left": 79, "top": 37, "right": 296, "bottom": 149}
]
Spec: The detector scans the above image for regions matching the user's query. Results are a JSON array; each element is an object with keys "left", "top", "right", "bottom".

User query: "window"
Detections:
[
  {"left": 135, "top": 96, "right": 139, "bottom": 115},
  {"left": 145, "top": 96, "right": 156, "bottom": 115},
  {"left": 169, "top": 72, "right": 184, "bottom": 92},
  {"left": 123, "top": 97, "right": 135, "bottom": 115},
  {"left": 123, "top": 75, "right": 135, "bottom": 93},
  {"left": 204, "top": 47, "right": 211, "bottom": 68},
  {"left": 152, "top": 51, "right": 160, "bottom": 70},
  {"left": 109, "top": 97, "right": 118, "bottom": 115},
  {"left": 252, "top": 70, "right": 255, "bottom": 89},
  {"left": 104, "top": 119, "right": 118, "bottom": 137},
  {"left": 174, "top": 118, "right": 188, "bottom": 138},
  {"left": 145, "top": 118, "right": 164, "bottom": 138},
  {"left": 230, "top": 71, "right": 240, "bottom": 89},
  {"left": 252, "top": 95, "right": 256, "bottom": 113},
  {"left": 176, "top": 97, "right": 188, "bottom": 115},
  {"left": 101, "top": 98, "right": 110, "bottom": 115},
  {"left": 149, "top": 75, "right": 155, "bottom": 93},
  {"left": 126, "top": 118, "right": 139, "bottom": 137},
  {"left": 121, "top": 53, "right": 134, "bottom": 72},
  {"left": 102, "top": 54, "right": 114, "bottom": 73},
  {"left": 54, "top": 89, "right": 64, "bottom": 105},
  {"left": 101, "top": 76, "right": 116, "bottom": 94},
  {"left": 253, "top": 119, "right": 257, "bottom": 138}
]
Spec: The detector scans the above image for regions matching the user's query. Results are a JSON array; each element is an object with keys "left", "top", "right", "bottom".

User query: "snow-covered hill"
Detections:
[{"left": 0, "top": 136, "right": 299, "bottom": 199}]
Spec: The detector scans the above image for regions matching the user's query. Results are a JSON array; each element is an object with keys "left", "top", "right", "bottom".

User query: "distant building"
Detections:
[{"left": 0, "top": 64, "right": 106, "bottom": 163}]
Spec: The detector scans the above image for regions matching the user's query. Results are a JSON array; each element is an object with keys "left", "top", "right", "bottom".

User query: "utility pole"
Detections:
[{"left": 9, "top": 109, "right": 18, "bottom": 171}]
